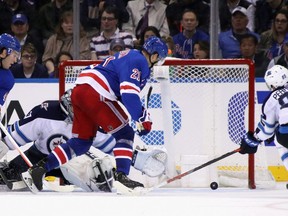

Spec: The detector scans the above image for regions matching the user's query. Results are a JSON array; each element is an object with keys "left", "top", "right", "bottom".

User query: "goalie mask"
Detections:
[{"left": 60, "top": 89, "right": 74, "bottom": 123}]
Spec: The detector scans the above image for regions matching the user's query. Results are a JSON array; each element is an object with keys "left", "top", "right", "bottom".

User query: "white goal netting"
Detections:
[{"left": 59, "top": 58, "right": 275, "bottom": 188}]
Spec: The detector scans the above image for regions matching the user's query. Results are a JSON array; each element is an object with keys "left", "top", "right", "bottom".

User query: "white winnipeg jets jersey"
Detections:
[
  {"left": 255, "top": 86, "right": 288, "bottom": 141},
  {"left": 4, "top": 101, "right": 115, "bottom": 155}
]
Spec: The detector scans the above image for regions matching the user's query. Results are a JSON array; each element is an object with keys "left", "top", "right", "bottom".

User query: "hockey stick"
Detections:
[
  {"left": 148, "top": 148, "right": 241, "bottom": 191},
  {"left": 0, "top": 122, "right": 75, "bottom": 192},
  {"left": 0, "top": 122, "right": 33, "bottom": 167},
  {"left": 146, "top": 85, "right": 153, "bottom": 109},
  {"left": 115, "top": 147, "right": 241, "bottom": 195}
]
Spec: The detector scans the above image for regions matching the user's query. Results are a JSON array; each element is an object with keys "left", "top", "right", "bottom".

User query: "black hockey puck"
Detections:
[{"left": 210, "top": 182, "right": 218, "bottom": 190}]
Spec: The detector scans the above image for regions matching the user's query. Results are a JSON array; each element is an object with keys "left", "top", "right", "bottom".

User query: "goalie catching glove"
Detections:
[
  {"left": 239, "top": 131, "right": 261, "bottom": 154},
  {"left": 136, "top": 108, "right": 152, "bottom": 136},
  {"left": 132, "top": 147, "right": 167, "bottom": 177}
]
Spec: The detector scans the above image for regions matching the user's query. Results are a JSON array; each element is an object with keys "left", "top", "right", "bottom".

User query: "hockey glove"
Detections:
[
  {"left": 136, "top": 108, "right": 152, "bottom": 136},
  {"left": 239, "top": 131, "right": 260, "bottom": 154},
  {"left": 132, "top": 147, "right": 167, "bottom": 177}
]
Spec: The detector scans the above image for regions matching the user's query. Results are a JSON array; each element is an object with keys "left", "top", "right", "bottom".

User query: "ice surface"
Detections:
[{"left": 0, "top": 183, "right": 287, "bottom": 216}]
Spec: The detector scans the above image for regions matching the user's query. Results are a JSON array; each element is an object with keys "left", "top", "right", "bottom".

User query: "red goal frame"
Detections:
[{"left": 58, "top": 58, "right": 256, "bottom": 189}]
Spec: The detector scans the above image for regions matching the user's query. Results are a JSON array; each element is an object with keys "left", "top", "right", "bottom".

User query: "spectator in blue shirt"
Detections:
[
  {"left": 173, "top": 9, "right": 209, "bottom": 59},
  {"left": 219, "top": 6, "right": 259, "bottom": 59}
]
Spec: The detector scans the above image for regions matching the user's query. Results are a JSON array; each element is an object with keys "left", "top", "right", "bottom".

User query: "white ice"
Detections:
[{"left": 0, "top": 183, "right": 287, "bottom": 216}]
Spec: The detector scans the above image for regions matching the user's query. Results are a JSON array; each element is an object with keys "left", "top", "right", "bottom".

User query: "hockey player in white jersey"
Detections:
[
  {"left": 0, "top": 89, "right": 167, "bottom": 192},
  {"left": 239, "top": 65, "right": 288, "bottom": 171}
]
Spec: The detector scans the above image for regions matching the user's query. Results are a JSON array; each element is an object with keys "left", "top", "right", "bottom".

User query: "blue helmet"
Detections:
[
  {"left": 143, "top": 36, "right": 168, "bottom": 63},
  {"left": 0, "top": 33, "right": 21, "bottom": 55}
]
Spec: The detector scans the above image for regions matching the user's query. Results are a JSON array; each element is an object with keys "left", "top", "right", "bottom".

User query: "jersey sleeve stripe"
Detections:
[
  {"left": 120, "top": 82, "right": 140, "bottom": 95},
  {"left": 14, "top": 122, "right": 32, "bottom": 143}
]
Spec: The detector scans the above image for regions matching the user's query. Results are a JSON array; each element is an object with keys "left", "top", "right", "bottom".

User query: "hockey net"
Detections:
[{"left": 59, "top": 58, "right": 275, "bottom": 189}]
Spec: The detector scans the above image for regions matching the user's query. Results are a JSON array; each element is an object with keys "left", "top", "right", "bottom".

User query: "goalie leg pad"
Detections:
[
  {"left": 132, "top": 148, "right": 168, "bottom": 177},
  {"left": 92, "top": 156, "right": 114, "bottom": 192},
  {"left": 60, "top": 148, "right": 114, "bottom": 192}
]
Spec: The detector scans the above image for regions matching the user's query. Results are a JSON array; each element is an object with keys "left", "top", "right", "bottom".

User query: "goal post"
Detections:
[{"left": 58, "top": 58, "right": 273, "bottom": 189}]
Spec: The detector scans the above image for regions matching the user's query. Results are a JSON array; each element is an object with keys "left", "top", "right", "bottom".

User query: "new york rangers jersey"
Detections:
[
  {"left": 3, "top": 101, "right": 115, "bottom": 155},
  {"left": 75, "top": 49, "right": 150, "bottom": 121},
  {"left": 0, "top": 68, "right": 14, "bottom": 106}
]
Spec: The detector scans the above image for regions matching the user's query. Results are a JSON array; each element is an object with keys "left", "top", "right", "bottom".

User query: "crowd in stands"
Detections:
[{"left": 2, "top": 0, "right": 288, "bottom": 78}]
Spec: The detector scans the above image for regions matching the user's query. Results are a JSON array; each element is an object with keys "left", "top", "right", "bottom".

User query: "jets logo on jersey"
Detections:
[{"left": 47, "top": 134, "right": 69, "bottom": 152}]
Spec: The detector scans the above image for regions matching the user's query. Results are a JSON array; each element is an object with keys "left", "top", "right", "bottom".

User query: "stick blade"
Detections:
[{"left": 113, "top": 181, "right": 148, "bottom": 196}]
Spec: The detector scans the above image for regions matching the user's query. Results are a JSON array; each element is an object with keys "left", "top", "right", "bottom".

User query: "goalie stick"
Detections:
[{"left": 115, "top": 147, "right": 241, "bottom": 195}]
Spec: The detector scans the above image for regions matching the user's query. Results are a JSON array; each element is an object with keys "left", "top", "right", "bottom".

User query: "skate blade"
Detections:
[
  {"left": 113, "top": 181, "right": 148, "bottom": 196},
  {"left": 21, "top": 171, "right": 39, "bottom": 194},
  {"left": 10, "top": 181, "right": 27, "bottom": 190},
  {"left": 43, "top": 180, "right": 75, "bottom": 192}
]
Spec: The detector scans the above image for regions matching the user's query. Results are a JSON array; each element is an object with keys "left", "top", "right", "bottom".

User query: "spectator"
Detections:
[
  {"left": 258, "top": 9, "right": 288, "bottom": 61},
  {"left": 219, "top": 6, "right": 259, "bottom": 59},
  {"left": 267, "top": 38, "right": 288, "bottom": 70},
  {"left": 239, "top": 33, "right": 269, "bottom": 77},
  {"left": 255, "top": 0, "right": 288, "bottom": 34},
  {"left": 135, "top": 25, "right": 161, "bottom": 50},
  {"left": 0, "top": 0, "right": 37, "bottom": 35},
  {"left": 54, "top": 51, "right": 73, "bottom": 78},
  {"left": 193, "top": 40, "right": 210, "bottom": 59},
  {"left": 80, "top": 0, "right": 129, "bottom": 41},
  {"left": 90, "top": 5, "right": 134, "bottom": 60},
  {"left": 42, "top": 10, "right": 90, "bottom": 76},
  {"left": 173, "top": 9, "right": 209, "bottom": 59},
  {"left": 161, "top": 35, "right": 175, "bottom": 56},
  {"left": 219, "top": 0, "right": 256, "bottom": 32},
  {"left": 109, "top": 38, "right": 126, "bottom": 56},
  {"left": 11, "top": 43, "right": 48, "bottom": 78},
  {"left": 10, "top": 13, "right": 44, "bottom": 64},
  {"left": 99, "top": 0, "right": 130, "bottom": 30},
  {"left": 166, "top": 0, "right": 210, "bottom": 36},
  {"left": 122, "top": 0, "right": 170, "bottom": 40},
  {"left": 35, "top": 0, "right": 72, "bottom": 46}
]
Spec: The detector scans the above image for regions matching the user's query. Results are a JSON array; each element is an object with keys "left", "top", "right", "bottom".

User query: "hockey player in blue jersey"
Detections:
[
  {"left": 0, "top": 89, "right": 167, "bottom": 192},
  {"left": 0, "top": 33, "right": 21, "bottom": 159},
  {"left": 239, "top": 65, "right": 288, "bottom": 172},
  {"left": 0, "top": 33, "right": 21, "bottom": 107}
]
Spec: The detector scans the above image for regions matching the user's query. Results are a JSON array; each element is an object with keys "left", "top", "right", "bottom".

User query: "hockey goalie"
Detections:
[
  {"left": 0, "top": 143, "right": 167, "bottom": 192},
  {"left": 59, "top": 146, "right": 168, "bottom": 192}
]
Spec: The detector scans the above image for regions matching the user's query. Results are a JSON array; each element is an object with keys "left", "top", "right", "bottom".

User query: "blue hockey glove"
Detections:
[
  {"left": 136, "top": 108, "right": 152, "bottom": 136},
  {"left": 239, "top": 131, "right": 260, "bottom": 154}
]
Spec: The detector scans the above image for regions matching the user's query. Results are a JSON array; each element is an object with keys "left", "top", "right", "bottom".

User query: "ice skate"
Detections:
[
  {"left": 21, "top": 164, "right": 47, "bottom": 193},
  {"left": 0, "top": 161, "right": 24, "bottom": 190},
  {"left": 114, "top": 171, "right": 144, "bottom": 189}
]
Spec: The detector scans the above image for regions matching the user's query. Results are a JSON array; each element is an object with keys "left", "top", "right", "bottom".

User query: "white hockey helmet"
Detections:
[{"left": 264, "top": 65, "right": 288, "bottom": 90}]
